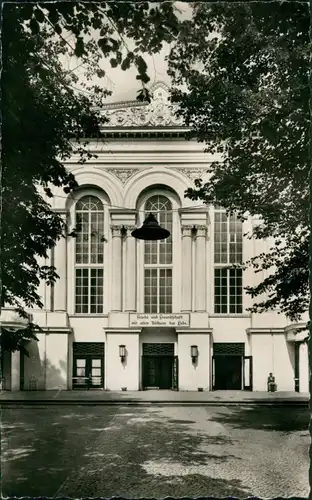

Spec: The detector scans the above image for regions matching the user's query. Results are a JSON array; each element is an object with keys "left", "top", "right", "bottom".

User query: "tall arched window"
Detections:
[
  {"left": 214, "top": 206, "right": 243, "bottom": 313},
  {"left": 144, "top": 195, "right": 173, "bottom": 313},
  {"left": 75, "top": 195, "right": 104, "bottom": 314}
]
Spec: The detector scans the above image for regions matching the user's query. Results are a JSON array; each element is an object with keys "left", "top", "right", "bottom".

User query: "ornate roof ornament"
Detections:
[{"left": 103, "top": 82, "right": 184, "bottom": 128}]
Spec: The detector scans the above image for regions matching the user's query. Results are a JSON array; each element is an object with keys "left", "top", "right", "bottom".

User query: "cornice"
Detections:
[
  {"left": 179, "top": 207, "right": 209, "bottom": 214},
  {"left": 64, "top": 155, "right": 212, "bottom": 165},
  {"left": 176, "top": 328, "right": 213, "bottom": 334},
  {"left": 246, "top": 327, "right": 285, "bottom": 334},
  {"left": 284, "top": 322, "right": 308, "bottom": 333},
  {"left": 104, "top": 328, "right": 142, "bottom": 333},
  {"left": 109, "top": 208, "right": 137, "bottom": 215}
]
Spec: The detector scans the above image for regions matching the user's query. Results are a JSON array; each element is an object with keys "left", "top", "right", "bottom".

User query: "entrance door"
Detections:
[
  {"left": 142, "top": 356, "right": 173, "bottom": 389},
  {"left": 159, "top": 357, "right": 173, "bottom": 389},
  {"left": 73, "top": 355, "right": 104, "bottom": 389},
  {"left": 213, "top": 355, "right": 242, "bottom": 390}
]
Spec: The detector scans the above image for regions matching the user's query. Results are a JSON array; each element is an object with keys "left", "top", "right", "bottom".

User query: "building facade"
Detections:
[{"left": 1, "top": 82, "right": 309, "bottom": 392}]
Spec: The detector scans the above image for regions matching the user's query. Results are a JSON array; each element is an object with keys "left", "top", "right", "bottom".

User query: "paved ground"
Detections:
[
  {"left": 0, "top": 389, "right": 309, "bottom": 404},
  {"left": 1, "top": 404, "right": 309, "bottom": 498}
]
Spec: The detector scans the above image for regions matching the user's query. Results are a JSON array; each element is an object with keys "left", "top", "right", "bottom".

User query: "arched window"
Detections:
[
  {"left": 214, "top": 206, "right": 243, "bottom": 313},
  {"left": 144, "top": 195, "right": 173, "bottom": 313},
  {"left": 75, "top": 195, "right": 104, "bottom": 314}
]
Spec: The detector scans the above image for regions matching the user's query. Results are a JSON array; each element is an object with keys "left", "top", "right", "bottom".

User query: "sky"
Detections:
[{"left": 59, "top": 2, "right": 192, "bottom": 103}]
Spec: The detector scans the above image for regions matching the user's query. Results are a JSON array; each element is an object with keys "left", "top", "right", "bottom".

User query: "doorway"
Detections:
[
  {"left": 141, "top": 343, "right": 177, "bottom": 390},
  {"left": 213, "top": 355, "right": 242, "bottom": 390},
  {"left": 72, "top": 342, "right": 104, "bottom": 389},
  {"left": 142, "top": 356, "right": 173, "bottom": 389},
  {"left": 212, "top": 342, "right": 249, "bottom": 391}
]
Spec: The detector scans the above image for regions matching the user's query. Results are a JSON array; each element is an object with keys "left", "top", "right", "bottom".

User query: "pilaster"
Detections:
[
  {"left": 124, "top": 226, "right": 137, "bottom": 312},
  {"left": 11, "top": 351, "right": 20, "bottom": 391},
  {"left": 53, "top": 212, "right": 67, "bottom": 312},
  {"left": 181, "top": 225, "right": 193, "bottom": 312},
  {"left": 194, "top": 225, "right": 208, "bottom": 312},
  {"left": 111, "top": 225, "right": 124, "bottom": 311},
  {"left": 299, "top": 342, "right": 309, "bottom": 392}
]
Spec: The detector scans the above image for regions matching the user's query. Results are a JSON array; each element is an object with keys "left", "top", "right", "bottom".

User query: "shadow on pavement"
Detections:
[
  {"left": 212, "top": 405, "right": 310, "bottom": 432},
  {"left": 58, "top": 407, "right": 250, "bottom": 498}
]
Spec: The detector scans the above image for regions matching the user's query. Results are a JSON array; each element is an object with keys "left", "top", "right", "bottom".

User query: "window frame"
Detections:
[
  {"left": 213, "top": 206, "right": 244, "bottom": 314},
  {"left": 143, "top": 194, "right": 173, "bottom": 314},
  {"left": 136, "top": 188, "right": 181, "bottom": 314},
  {"left": 67, "top": 190, "right": 109, "bottom": 316}
]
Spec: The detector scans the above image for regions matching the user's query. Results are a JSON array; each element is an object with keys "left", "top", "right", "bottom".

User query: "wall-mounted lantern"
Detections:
[
  {"left": 119, "top": 345, "right": 126, "bottom": 363},
  {"left": 191, "top": 345, "right": 198, "bottom": 363}
]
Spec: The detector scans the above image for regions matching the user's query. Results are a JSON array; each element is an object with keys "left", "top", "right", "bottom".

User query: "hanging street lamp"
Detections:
[{"left": 131, "top": 213, "right": 170, "bottom": 241}]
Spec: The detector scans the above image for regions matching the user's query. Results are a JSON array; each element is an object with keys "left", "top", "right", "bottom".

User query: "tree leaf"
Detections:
[
  {"left": 75, "top": 37, "right": 85, "bottom": 57},
  {"left": 34, "top": 8, "right": 45, "bottom": 23},
  {"left": 121, "top": 57, "right": 131, "bottom": 71},
  {"left": 29, "top": 18, "right": 40, "bottom": 35}
]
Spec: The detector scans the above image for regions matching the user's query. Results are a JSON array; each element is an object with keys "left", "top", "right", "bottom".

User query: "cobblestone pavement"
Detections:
[{"left": 1, "top": 404, "right": 309, "bottom": 498}]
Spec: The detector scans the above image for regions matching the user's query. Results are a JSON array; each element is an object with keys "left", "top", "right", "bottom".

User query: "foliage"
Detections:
[
  {"left": 1, "top": 1, "right": 180, "bottom": 352},
  {"left": 168, "top": 2, "right": 310, "bottom": 321}
]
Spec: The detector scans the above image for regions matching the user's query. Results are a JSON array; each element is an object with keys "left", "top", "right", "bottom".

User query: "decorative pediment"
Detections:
[{"left": 103, "top": 82, "right": 184, "bottom": 128}]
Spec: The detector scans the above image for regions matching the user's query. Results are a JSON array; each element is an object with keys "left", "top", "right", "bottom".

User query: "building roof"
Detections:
[{"left": 100, "top": 82, "right": 188, "bottom": 137}]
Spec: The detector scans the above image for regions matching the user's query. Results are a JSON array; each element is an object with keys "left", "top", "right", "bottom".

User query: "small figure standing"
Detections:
[{"left": 267, "top": 372, "right": 276, "bottom": 392}]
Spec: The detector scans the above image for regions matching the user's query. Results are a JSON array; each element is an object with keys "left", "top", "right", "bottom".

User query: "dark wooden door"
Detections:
[
  {"left": 213, "top": 355, "right": 242, "bottom": 390},
  {"left": 142, "top": 356, "right": 173, "bottom": 389},
  {"left": 159, "top": 357, "right": 173, "bottom": 389},
  {"left": 142, "top": 357, "right": 159, "bottom": 388}
]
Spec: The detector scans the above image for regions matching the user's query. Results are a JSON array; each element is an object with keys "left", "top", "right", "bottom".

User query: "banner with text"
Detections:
[{"left": 129, "top": 313, "right": 190, "bottom": 328}]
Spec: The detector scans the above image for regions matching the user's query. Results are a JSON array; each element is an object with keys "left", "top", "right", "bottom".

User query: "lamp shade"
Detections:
[
  {"left": 191, "top": 345, "right": 198, "bottom": 358},
  {"left": 131, "top": 213, "right": 170, "bottom": 241},
  {"left": 119, "top": 345, "right": 126, "bottom": 358}
]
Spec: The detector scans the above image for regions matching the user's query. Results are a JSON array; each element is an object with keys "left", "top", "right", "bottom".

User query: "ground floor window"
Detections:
[{"left": 72, "top": 342, "right": 104, "bottom": 389}]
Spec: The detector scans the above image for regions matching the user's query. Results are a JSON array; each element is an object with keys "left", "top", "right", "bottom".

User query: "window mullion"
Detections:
[
  {"left": 227, "top": 268, "right": 230, "bottom": 314},
  {"left": 157, "top": 268, "right": 159, "bottom": 313},
  {"left": 227, "top": 217, "right": 230, "bottom": 264},
  {"left": 88, "top": 212, "right": 91, "bottom": 265},
  {"left": 88, "top": 268, "right": 91, "bottom": 314}
]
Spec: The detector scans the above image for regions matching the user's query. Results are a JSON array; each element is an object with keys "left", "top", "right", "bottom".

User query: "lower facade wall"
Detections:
[
  {"left": 251, "top": 334, "right": 296, "bottom": 391},
  {"left": 106, "top": 333, "right": 140, "bottom": 391},
  {"left": 23, "top": 333, "right": 68, "bottom": 390},
  {"left": 178, "top": 333, "right": 210, "bottom": 391},
  {"left": 8, "top": 327, "right": 308, "bottom": 393}
]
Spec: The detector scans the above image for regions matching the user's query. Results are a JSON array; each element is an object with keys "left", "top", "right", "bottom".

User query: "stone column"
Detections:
[
  {"left": 181, "top": 225, "right": 193, "bottom": 312},
  {"left": 124, "top": 226, "right": 137, "bottom": 312},
  {"left": 194, "top": 225, "right": 207, "bottom": 312},
  {"left": 111, "top": 225, "right": 123, "bottom": 311},
  {"left": 11, "top": 351, "right": 20, "bottom": 391},
  {"left": 299, "top": 342, "right": 309, "bottom": 393},
  {"left": 54, "top": 213, "right": 67, "bottom": 311}
]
